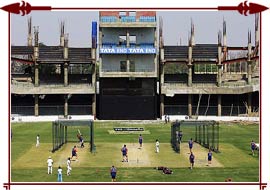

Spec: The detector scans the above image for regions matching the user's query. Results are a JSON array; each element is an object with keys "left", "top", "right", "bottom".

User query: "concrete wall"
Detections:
[
  {"left": 102, "top": 54, "right": 154, "bottom": 72},
  {"left": 129, "top": 54, "right": 155, "bottom": 71},
  {"left": 102, "top": 28, "right": 122, "bottom": 44},
  {"left": 102, "top": 55, "right": 127, "bottom": 71}
]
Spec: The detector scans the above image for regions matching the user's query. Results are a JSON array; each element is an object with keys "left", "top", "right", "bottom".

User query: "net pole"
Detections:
[
  {"left": 56, "top": 123, "right": 60, "bottom": 150},
  {"left": 52, "top": 122, "right": 54, "bottom": 152},
  {"left": 217, "top": 122, "right": 219, "bottom": 151},
  {"left": 65, "top": 125, "right": 67, "bottom": 144},
  {"left": 179, "top": 124, "right": 181, "bottom": 153},
  {"left": 203, "top": 124, "right": 205, "bottom": 146},
  {"left": 90, "top": 121, "right": 94, "bottom": 152},
  {"left": 61, "top": 124, "right": 64, "bottom": 146},
  {"left": 59, "top": 123, "right": 62, "bottom": 147},
  {"left": 212, "top": 123, "right": 215, "bottom": 151},
  {"left": 206, "top": 125, "right": 210, "bottom": 149},
  {"left": 195, "top": 124, "right": 197, "bottom": 142},
  {"left": 199, "top": 125, "right": 202, "bottom": 144},
  {"left": 55, "top": 122, "right": 57, "bottom": 151}
]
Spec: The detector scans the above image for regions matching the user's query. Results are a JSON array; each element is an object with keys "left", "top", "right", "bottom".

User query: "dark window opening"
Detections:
[
  {"left": 120, "top": 61, "right": 127, "bottom": 72},
  {"left": 119, "top": 35, "right": 127, "bottom": 46}
]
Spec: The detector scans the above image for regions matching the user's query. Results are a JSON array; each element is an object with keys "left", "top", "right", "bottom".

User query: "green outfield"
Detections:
[{"left": 11, "top": 121, "right": 259, "bottom": 182}]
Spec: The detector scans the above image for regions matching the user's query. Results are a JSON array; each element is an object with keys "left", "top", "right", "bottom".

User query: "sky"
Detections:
[{"left": 11, "top": 11, "right": 256, "bottom": 47}]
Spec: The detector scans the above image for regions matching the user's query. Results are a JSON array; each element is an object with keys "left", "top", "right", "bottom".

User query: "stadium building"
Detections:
[{"left": 11, "top": 11, "right": 259, "bottom": 120}]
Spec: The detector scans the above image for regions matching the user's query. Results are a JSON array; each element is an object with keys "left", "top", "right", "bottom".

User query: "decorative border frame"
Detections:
[{"left": 2, "top": 1, "right": 268, "bottom": 190}]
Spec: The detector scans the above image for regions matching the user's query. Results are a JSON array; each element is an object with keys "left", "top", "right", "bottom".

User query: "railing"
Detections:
[
  {"left": 101, "top": 43, "right": 155, "bottom": 48},
  {"left": 164, "top": 105, "right": 258, "bottom": 116},
  {"left": 11, "top": 81, "right": 94, "bottom": 88},
  {"left": 164, "top": 105, "right": 188, "bottom": 115},
  {"left": 102, "top": 68, "right": 154, "bottom": 72},
  {"left": 163, "top": 82, "right": 217, "bottom": 87},
  {"left": 163, "top": 78, "right": 259, "bottom": 88},
  {"left": 11, "top": 106, "right": 34, "bottom": 116},
  {"left": 11, "top": 105, "right": 92, "bottom": 116},
  {"left": 100, "top": 16, "right": 156, "bottom": 23},
  {"left": 102, "top": 88, "right": 154, "bottom": 96},
  {"left": 68, "top": 105, "right": 92, "bottom": 115}
]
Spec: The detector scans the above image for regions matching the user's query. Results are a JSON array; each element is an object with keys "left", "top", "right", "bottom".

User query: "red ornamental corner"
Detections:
[
  {"left": 1, "top": 1, "right": 51, "bottom": 16},
  {"left": 237, "top": 1, "right": 268, "bottom": 15}
]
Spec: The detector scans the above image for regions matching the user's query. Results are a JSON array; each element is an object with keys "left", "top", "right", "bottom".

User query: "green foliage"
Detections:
[
  {"left": 40, "top": 64, "right": 57, "bottom": 75},
  {"left": 164, "top": 64, "right": 188, "bottom": 74},
  {"left": 194, "top": 64, "right": 218, "bottom": 73}
]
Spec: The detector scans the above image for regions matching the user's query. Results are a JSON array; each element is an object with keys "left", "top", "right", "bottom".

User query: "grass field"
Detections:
[{"left": 11, "top": 121, "right": 259, "bottom": 182}]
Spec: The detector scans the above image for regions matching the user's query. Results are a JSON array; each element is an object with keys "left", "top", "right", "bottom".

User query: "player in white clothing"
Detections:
[
  {"left": 36, "top": 134, "right": 40, "bottom": 147},
  {"left": 47, "top": 156, "right": 53, "bottom": 174},
  {"left": 66, "top": 157, "right": 72, "bottom": 176},
  {"left": 155, "top": 139, "right": 160, "bottom": 153}
]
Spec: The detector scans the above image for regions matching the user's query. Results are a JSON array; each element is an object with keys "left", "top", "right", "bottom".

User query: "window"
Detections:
[
  {"left": 129, "top": 35, "right": 136, "bottom": 46},
  {"left": 119, "top": 11, "right": 126, "bottom": 17},
  {"left": 130, "top": 61, "right": 135, "bottom": 72},
  {"left": 119, "top": 35, "right": 127, "bottom": 46},
  {"left": 129, "top": 12, "right": 136, "bottom": 17},
  {"left": 227, "top": 62, "right": 247, "bottom": 74},
  {"left": 194, "top": 64, "right": 218, "bottom": 74},
  {"left": 120, "top": 61, "right": 127, "bottom": 72}
]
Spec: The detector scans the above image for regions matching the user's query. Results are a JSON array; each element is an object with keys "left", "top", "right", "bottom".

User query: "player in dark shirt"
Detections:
[
  {"left": 110, "top": 165, "right": 117, "bottom": 182},
  {"left": 138, "top": 134, "right": 143, "bottom": 148},
  {"left": 121, "top": 144, "right": 128, "bottom": 162},
  {"left": 208, "top": 149, "right": 212, "bottom": 165},
  {"left": 250, "top": 140, "right": 256, "bottom": 156},
  {"left": 189, "top": 152, "right": 195, "bottom": 169},
  {"left": 178, "top": 131, "right": 183, "bottom": 143},
  {"left": 188, "top": 138, "right": 194, "bottom": 153}
]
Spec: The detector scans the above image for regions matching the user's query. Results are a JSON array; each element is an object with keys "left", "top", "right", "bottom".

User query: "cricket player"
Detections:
[
  {"left": 189, "top": 152, "right": 195, "bottom": 169},
  {"left": 71, "top": 145, "right": 78, "bottom": 160},
  {"left": 47, "top": 156, "right": 53, "bottom": 174},
  {"left": 36, "top": 134, "right": 40, "bottom": 147},
  {"left": 121, "top": 145, "right": 128, "bottom": 162},
  {"left": 188, "top": 138, "right": 194, "bottom": 153},
  {"left": 67, "top": 157, "right": 72, "bottom": 176},
  {"left": 110, "top": 165, "right": 117, "bottom": 182},
  {"left": 138, "top": 134, "right": 143, "bottom": 148},
  {"left": 155, "top": 139, "right": 160, "bottom": 153},
  {"left": 251, "top": 140, "right": 256, "bottom": 156},
  {"left": 57, "top": 166, "right": 63, "bottom": 182},
  {"left": 208, "top": 149, "right": 212, "bottom": 165}
]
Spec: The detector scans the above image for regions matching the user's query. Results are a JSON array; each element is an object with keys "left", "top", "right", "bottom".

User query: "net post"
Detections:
[
  {"left": 90, "top": 120, "right": 94, "bottom": 153},
  {"left": 212, "top": 122, "right": 215, "bottom": 151},
  {"left": 52, "top": 122, "right": 54, "bottom": 152}
]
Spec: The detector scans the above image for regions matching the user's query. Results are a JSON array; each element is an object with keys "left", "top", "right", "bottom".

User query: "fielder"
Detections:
[
  {"left": 155, "top": 139, "right": 160, "bottom": 153},
  {"left": 36, "top": 134, "right": 40, "bottom": 147},
  {"left": 250, "top": 140, "right": 256, "bottom": 156},
  {"left": 67, "top": 157, "right": 72, "bottom": 176},
  {"left": 110, "top": 165, "right": 117, "bottom": 182},
  {"left": 47, "top": 156, "right": 53, "bottom": 174},
  {"left": 189, "top": 152, "right": 195, "bottom": 169},
  {"left": 57, "top": 166, "right": 63, "bottom": 182},
  {"left": 121, "top": 145, "right": 128, "bottom": 162}
]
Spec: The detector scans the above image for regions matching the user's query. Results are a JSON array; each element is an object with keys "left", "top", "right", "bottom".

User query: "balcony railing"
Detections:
[
  {"left": 163, "top": 77, "right": 259, "bottom": 88},
  {"left": 101, "top": 42, "right": 155, "bottom": 48},
  {"left": 100, "top": 45, "right": 156, "bottom": 54},
  {"left": 11, "top": 105, "right": 92, "bottom": 116},
  {"left": 100, "top": 16, "right": 156, "bottom": 23},
  {"left": 164, "top": 105, "right": 258, "bottom": 116},
  {"left": 101, "top": 68, "right": 154, "bottom": 72}
]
